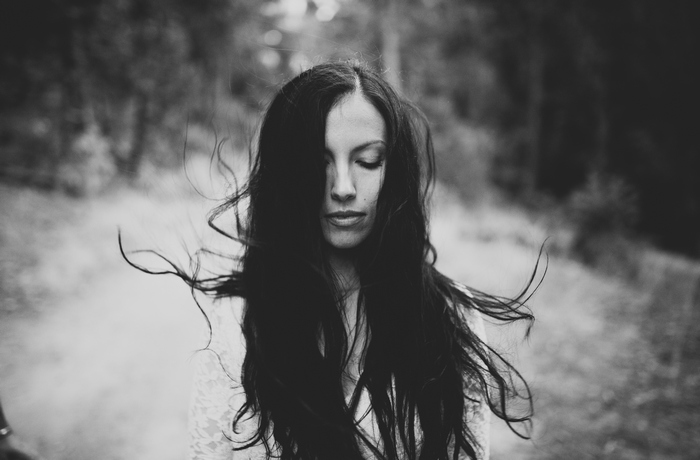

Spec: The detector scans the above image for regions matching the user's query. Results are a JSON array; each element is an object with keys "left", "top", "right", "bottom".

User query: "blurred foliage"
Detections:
[
  {"left": 1, "top": 0, "right": 699, "bottom": 255},
  {"left": 0, "top": 0, "right": 261, "bottom": 191},
  {"left": 569, "top": 173, "right": 639, "bottom": 237},
  {"left": 477, "top": 0, "right": 700, "bottom": 257}
]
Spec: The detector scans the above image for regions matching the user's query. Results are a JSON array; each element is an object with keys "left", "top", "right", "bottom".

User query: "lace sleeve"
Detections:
[
  {"left": 462, "top": 307, "right": 490, "bottom": 460},
  {"left": 454, "top": 284, "right": 491, "bottom": 460},
  {"left": 188, "top": 298, "right": 247, "bottom": 460}
]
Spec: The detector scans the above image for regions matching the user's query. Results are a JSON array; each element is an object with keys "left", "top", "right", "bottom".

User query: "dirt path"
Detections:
[
  {"left": 1, "top": 181, "right": 644, "bottom": 459},
  {"left": 2, "top": 270, "right": 200, "bottom": 459},
  {"left": 1, "top": 183, "right": 207, "bottom": 459}
]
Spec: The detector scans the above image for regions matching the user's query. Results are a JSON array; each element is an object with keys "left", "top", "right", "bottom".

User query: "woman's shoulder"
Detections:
[
  {"left": 448, "top": 281, "right": 488, "bottom": 344},
  {"left": 189, "top": 296, "right": 264, "bottom": 459},
  {"left": 448, "top": 282, "right": 491, "bottom": 458},
  {"left": 197, "top": 295, "right": 247, "bottom": 380},
  {"left": 202, "top": 295, "right": 245, "bottom": 330}
]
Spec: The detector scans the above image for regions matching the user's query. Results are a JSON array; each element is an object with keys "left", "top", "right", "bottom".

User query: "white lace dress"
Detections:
[{"left": 188, "top": 295, "right": 491, "bottom": 460}]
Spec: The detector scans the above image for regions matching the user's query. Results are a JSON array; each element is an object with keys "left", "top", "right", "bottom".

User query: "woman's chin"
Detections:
[
  {"left": 327, "top": 240, "right": 361, "bottom": 251},
  {"left": 322, "top": 229, "right": 371, "bottom": 252},
  {"left": 324, "top": 235, "right": 367, "bottom": 252}
]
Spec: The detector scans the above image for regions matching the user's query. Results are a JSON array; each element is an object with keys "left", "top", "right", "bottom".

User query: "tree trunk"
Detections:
[
  {"left": 380, "top": 0, "right": 402, "bottom": 93},
  {"left": 51, "top": 26, "right": 85, "bottom": 188},
  {"left": 126, "top": 91, "right": 150, "bottom": 179},
  {"left": 592, "top": 76, "right": 609, "bottom": 172},
  {"left": 524, "top": 7, "right": 544, "bottom": 195}
]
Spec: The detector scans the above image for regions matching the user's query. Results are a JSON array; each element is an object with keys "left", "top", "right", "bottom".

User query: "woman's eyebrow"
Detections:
[
  {"left": 323, "top": 140, "right": 386, "bottom": 155},
  {"left": 350, "top": 140, "right": 386, "bottom": 154}
]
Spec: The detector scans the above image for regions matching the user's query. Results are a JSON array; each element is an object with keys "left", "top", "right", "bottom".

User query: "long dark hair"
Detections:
[{"left": 124, "top": 61, "right": 538, "bottom": 460}]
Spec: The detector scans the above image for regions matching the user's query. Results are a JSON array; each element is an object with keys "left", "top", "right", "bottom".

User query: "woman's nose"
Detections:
[{"left": 330, "top": 165, "right": 356, "bottom": 202}]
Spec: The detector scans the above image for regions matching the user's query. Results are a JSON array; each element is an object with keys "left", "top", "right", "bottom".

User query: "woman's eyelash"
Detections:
[{"left": 358, "top": 160, "right": 383, "bottom": 169}]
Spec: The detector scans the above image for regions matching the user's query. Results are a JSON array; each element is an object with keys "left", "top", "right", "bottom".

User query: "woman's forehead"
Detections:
[{"left": 325, "top": 92, "right": 386, "bottom": 150}]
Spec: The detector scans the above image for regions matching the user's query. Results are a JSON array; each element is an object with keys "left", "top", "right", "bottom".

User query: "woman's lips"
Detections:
[{"left": 325, "top": 211, "right": 366, "bottom": 227}]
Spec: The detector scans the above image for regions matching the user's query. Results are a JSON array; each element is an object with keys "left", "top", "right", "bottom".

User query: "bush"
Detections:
[
  {"left": 57, "top": 123, "right": 116, "bottom": 196},
  {"left": 432, "top": 121, "right": 493, "bottom": 203},
  {"left": 568, "top": 172, "right": 640, "bottom": 274}
]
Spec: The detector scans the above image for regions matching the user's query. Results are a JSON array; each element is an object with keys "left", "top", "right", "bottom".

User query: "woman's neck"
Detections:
[
  {"left": 327, "top": 249, "right": 359, "bottom": 294},
  {"left": 326, "top": 249, "right": 366, "bottom": 396}
]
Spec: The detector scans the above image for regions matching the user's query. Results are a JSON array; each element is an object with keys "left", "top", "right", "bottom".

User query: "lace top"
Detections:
[{"left": 188, "top": 292, "right": 490, "bottom": 460}]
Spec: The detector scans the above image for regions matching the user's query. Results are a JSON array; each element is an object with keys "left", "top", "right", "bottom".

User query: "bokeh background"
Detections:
[{"left": 1, "top": 0, "right": 699, "bottom": 459}]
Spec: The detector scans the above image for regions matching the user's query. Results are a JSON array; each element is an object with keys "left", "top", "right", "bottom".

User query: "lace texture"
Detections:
[
  {"left": 188, "top": 295, "right": 490, "bottom": 460},
  {"left": 188, "top": 298, "right": 266, "bottom": 459},
  {"left": 458, "top": 288, "right": 491, "bottom": 460}
]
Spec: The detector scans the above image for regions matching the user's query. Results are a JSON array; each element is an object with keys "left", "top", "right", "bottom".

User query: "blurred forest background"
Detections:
[{"left": 1, "top": 0, "right": 699, "bottom": 459}]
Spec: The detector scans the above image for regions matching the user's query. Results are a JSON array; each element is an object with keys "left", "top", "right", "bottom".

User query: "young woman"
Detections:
[{"left": 161, "top": 61, "right": 535, "bottom": 460}]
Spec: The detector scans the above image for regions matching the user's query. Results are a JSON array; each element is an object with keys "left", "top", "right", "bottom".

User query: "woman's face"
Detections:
[{"left": 320, "top": 91, "right": 387, "bottom": 251}]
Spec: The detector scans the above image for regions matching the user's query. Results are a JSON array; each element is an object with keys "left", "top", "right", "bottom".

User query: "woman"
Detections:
[{"left": 156, "top": 61, "right": 535, "bottom": 459}]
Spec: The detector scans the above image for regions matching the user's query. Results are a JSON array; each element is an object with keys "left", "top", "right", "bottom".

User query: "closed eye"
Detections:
[{"left": 357, "top": 160, "right": 384, "bottom": 170}]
